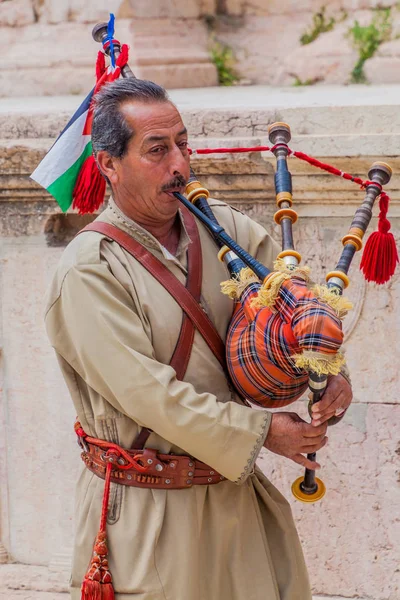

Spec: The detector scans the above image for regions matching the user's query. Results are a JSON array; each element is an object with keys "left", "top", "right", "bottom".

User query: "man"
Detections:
[{"left": 44, "top": 78, "right": 352, "bottom": 600}]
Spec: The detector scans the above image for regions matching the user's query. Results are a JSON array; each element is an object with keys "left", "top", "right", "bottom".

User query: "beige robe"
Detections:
[{"left": 44, "top": 197, "right": 311, "bottom": 600}]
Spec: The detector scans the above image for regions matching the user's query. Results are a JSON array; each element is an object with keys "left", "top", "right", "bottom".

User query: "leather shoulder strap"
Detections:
[
  {"left": 80, "top": 219, "right": 226, "bottom": 370},
  {"left": 169, "top": 207, "right": 202, "bottom": 379}
]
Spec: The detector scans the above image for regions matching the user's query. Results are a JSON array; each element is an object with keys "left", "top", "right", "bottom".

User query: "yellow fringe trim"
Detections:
[
  {"left": 293, "top": 351, "right": 346, "bottom": 376},
  {"left": 273, "top": 257, "right": 311, "bottom": 281},
  {"left": 311, "top": 284, "right": 353, "bottom": 319},
  {"left": 252, "top": 258, "right": 311, "bottom": 310},
  {"left": 220, "top": 258, "right": 311, "bottom": 305},
  {"left": 251, "top": 271, "right": 291, "bottom": 309},
  {"left": 220, "top": 267, "right": 260, "bottom": 300}
]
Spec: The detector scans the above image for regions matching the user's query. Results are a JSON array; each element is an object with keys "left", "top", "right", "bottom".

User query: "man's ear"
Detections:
[{"left": 96, "top": 151, "right": 119, "bottom": 185}]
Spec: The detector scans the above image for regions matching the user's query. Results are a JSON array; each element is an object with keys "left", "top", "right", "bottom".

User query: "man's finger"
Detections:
[
  {"left": 312, "top": 388, "right": 336, "bottom": 413},
  {"left": 314, "top": 390, "right": 345, "bottom": 415},
  {"left": 302, "top": 422, "right": 328, "bottom": 437},
  {"left": 312, "top": 374, "right": 352, "bottom": 413},
  {"left": 312, "top": 392, "right": 340, "bottom": 416},
  {"left": 301, "top": 437, "right": 328, "bottom": 454},
  {"left": 292, "top": 454, "right": 321, "bottom": 470},
  {"left": 312, "top": 393, "right": 347, "bottom": 425},
  {"left": 300, "top": 432, "right": 327, "bottom": 449}
]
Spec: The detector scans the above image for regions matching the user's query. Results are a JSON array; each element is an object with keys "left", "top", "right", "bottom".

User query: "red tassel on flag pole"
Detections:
[
  {"left": 72, "top": 43, "right": 130, "bottom": 215},
  {"left": 72, "top": 155, "right": 106, "bottom": 215},
  {"left": 360, "top": 192, "right": 399, "bottom": 284},
  {"left": 96, "top": 51, "right": 106, "bottom": 82}
]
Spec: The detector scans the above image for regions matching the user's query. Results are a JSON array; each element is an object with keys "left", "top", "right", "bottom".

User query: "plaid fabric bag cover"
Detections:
[{"left": 226, "top": 278, "right": 344, "bottom": 408}]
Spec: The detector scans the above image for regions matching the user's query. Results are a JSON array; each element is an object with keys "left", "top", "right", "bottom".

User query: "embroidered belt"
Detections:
[{"left": 81, "top": 441, "right": 225, "bottom": 490}]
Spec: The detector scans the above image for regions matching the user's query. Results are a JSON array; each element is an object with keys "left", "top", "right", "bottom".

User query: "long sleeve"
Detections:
[{"left": 45, "top": 262, "right": 271, "bottom": 483}]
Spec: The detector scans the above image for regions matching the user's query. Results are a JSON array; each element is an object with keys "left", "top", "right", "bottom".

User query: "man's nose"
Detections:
[{"left": 168, "top": 145, "right": 189, "bottom": 176}]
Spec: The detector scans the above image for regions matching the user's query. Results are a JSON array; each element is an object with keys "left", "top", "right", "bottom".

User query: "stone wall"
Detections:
[
  {"left": 214, "top": 0, "right": 400, "bottom": 86},
  {"left": 0, "top": 86, "right": 399, "bottom": 599},
  {"left": 1, "top": 0, "right": 400, "bottom": 95},
  {"left": 0, "top": 0, "right": 218, "bottom": 96}
]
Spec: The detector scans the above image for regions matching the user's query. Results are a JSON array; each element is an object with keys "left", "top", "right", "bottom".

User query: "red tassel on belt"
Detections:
[{"left": 81, "top": 459, "right": 115, "bottom": 600}]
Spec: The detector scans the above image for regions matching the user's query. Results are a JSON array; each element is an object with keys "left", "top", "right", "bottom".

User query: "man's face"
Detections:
[{"left": 102, "top": 100, "right": 191, "bottom": 223}]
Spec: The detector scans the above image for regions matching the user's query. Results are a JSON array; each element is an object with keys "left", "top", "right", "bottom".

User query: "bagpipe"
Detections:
[
  {"left": 91, "top": 21, "right": 398, "bottom": 503},
  {"left": 33, "top": 16, "right": 398, "bottom": 503}
]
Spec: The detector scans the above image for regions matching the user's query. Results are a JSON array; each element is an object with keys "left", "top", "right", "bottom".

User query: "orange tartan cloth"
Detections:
[{"left": 226, "top": 278, "right": 344, "bottom": 408}]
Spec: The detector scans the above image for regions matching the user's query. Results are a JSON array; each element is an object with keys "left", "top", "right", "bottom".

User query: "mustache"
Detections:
[{"left": 161, "top": 174, "right": 187, "bottom": 192}]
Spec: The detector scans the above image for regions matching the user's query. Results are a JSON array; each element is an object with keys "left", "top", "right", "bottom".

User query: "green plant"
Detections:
[
  {"left": 291, "top": 75, "right": 321, "bottom": 86},
  {"left": 300, "top": 7, "right": 335, "bottom": 45},
  {"left": 348, "top": 8, "right": 392, "bottom": 83},
  {"left": 210, "top": 41, "right": 239, "bottom": 86}
]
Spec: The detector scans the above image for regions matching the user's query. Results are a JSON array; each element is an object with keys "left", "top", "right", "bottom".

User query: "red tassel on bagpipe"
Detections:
[
  {"left": 81, "top": 461, "right": 115, "bottom": 600},
  {"left": 360, "top": 192, "right": 399, "bottom": 284},
  {"left": 72, "top": 155, "right": 106, "bottom": 215}
]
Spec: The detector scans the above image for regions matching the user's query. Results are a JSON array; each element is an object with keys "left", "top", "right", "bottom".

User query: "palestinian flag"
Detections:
[
  {"left": 31, "top": 42, "right": 129, "bottom": 214},
  {"left": 31, "top": 89, "right": 96, "bottom": 213}
]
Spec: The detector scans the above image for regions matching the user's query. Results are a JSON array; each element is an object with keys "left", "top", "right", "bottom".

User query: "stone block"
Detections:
[
  {"left": 0, "top": 22, "right": 99, "bottom": 70},
  {"left": 130, "top": 17, "right": 209, "bottom": 45},
  {"left": 273, "top": 21, "right": 358, "bottom": 85},
  {"left": 0, "top": 67, "right": 94, "bottom": 98},
  {"left": 0, "top": 0, "right": 35, "bottom": 27},
  {"left": 366, "top": 0, "right": 397, "bottom": 6},
  {"left": 128, "top": 0, "right": 201, "bottom": 19},
  {"left": 69, "top": 0, "right": 133, "bottom": 22},
  {"left": 376, "top": 38, "right": 400, "bottom": 57},
  {"left": 198, "top": 0, "right": 217, "bottom": 15},
  {"left": 364, "top": 56, "right": 400, "bottom": 83},
  {"left": 129, "top": 17, "right": 217, "bottom": 87},
  {"left": 243, "top": 0, "right": 352, "bottom": 15},
  {"left": 136, "top": 62, "right": 218, "bottom": 89},
  {"left": 38, "top": 0, "right": 69, "bottom": 24},
  {"left": 215, "top": 15, "right": 307, "bottom": 84},
  {"left": 225, "top": 0, "right": 244, "bottom": 15}
]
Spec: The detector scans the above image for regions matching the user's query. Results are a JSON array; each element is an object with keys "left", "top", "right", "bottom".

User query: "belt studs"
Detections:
[
  {"left": 127, "top": 474, "right": 132, "bottom": 480},
  {"left": 186, "top": 480, "right": 192, "bottom": 485},
  {"left": 147, "top": 458, "right": 153, "bottom": 464},
  {"left": 155, "top": 464, "right": 163, "bottom": 471},
  {"left": 208, "top": 478, "right": 212, "bottom": 482},
  {"left": 188, "top": 462, "right": 194, "bottom": 467},
  {"left": 165, "top": 479, "right": 171, "bottom": 484},
  {"left": 188, "top": 471, "right": 193, "bottom": 477},
  {"left": 210, "top": 471, "right": 214, "bottom": 475}
]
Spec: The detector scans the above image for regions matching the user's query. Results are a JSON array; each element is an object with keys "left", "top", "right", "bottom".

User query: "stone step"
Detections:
[{"left": 0, "top": 86, "right": 399, "bottom": 140}]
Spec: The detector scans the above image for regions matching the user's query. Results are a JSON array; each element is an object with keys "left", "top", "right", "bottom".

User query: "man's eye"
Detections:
[
  {"left": 179, "top": 141, "right": 188, "bottom": 148},
  {"left": 150, "top": 146, "right": 164, "bottom": 154}
]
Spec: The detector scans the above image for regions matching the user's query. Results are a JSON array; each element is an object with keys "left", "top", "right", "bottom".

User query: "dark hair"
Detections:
[{"left": 91, "top": 78, "right": 170, "bottom": 159}]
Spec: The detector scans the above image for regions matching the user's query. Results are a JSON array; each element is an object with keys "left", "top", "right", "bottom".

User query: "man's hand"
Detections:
[
  {"left": 311, "top": 373, "right": 353, "bottom": 427},
  {"left": 264, "top": 412, "right": 328, "bottom": 470}
]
